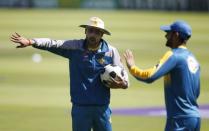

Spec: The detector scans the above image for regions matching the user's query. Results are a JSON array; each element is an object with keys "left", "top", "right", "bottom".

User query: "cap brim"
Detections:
[
  {"left": 160, "top": 25, "right": 171, "bottom": 32},
  {"left": 79, "top": 25, "right": 111, "bottom": 35}
]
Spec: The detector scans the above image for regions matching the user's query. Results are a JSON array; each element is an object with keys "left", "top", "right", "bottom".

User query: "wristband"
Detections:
[{"left": 27, "top": 39, "right": 32, "bottom": 45}]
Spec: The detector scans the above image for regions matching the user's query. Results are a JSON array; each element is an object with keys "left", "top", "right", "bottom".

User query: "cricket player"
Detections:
[
  {"left": 10, "top": 17, "right": 129, "bottom": 131},
  {"left": 124, "top": 20, "right": 201, "bottom": 131}
]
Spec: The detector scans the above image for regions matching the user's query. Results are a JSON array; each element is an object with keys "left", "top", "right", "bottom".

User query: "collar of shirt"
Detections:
[
  {"left": 83, "top": 39, "right": 109, "bottom": 53},
  {"left": 178, "top": 45, "right": 187, "bottom": 49}
]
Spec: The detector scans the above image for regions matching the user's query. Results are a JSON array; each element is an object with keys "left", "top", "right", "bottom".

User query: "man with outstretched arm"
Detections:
[{"left": 11, "top": 17, "right": 129, "bottom": 131}]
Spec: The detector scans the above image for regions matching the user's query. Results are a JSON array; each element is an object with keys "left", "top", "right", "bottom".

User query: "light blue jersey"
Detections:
[{"left": 130, "top": 45, "right": 200, "bottom": 118}]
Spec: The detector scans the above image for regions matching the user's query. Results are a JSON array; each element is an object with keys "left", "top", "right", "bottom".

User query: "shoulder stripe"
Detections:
[
  {"left": 160, "top": 51, "right": 173, "bottom": 63},
  {"left": 150, "top": 51, "right": 173, "bottom": 75}
]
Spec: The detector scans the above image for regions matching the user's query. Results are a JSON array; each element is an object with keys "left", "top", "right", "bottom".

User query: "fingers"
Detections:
[
  {"left": 110, "top": 76, "right": 123, "bottom": 84},
  {"left": 123, "top": 49, "right": 135, "bottom": 69},
  {"left": 11, "top": 32, "right": 21, "bottom": 39},
  {"left": 123, "top": 52, "right": 127, "bottom": 59},
  {"left": 123, "top": 50, "right": 128, "bottom": 62},
  {"left": 15, "top": 32, "right": 21, "bottom": 37},
  {"left": 126, "top": 49, "right": 133, "bottom": 58},
  {"left": 10, "top": 33, "right": 21, "bottom": 43},
  {"left": 10, "top": 36, "right": 19, "bottom": 42},
  {"left": 11, "top": 34, "right": 18, "bottom": 40},
  {"left": 11, "top": 34, "right": 17, "bottom": 38},
  {"left": 124, "top": 49, "right": 133, "bottom": 62},
  {"left": 10, "top": 32, "right": 27, "bottom": 48},
  {"left": 10, "top": 37, "right": 20, "bottom": 43},
  {"left": 10, "top": 38, "right": 16, "bottom": 42},
  {"left": 11, "top": 38, "right": 25, "bottom": 48},
  {"left": 109, "top": 77, "right": 127, "bottom": 89},
  {"left": 123, "top": 49, "right": 132, "bottom": 59}
]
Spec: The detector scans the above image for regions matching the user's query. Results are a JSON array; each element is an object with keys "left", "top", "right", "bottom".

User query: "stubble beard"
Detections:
[
  {"left": 166, "top": 39, "right": 173, "bottom": 48},
  {"left": 87, "top": 37, "right": 100, "bottom": 48}
]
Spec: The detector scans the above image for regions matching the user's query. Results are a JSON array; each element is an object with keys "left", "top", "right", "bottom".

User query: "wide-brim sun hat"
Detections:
[
  {"left": 79, "top": 17, "right": 111, "bottom": 35},
  {"left": 160, "top": 20, "right": 192, "bottom": 40}
]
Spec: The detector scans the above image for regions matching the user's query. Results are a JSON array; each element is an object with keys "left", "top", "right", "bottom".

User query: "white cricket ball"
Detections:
[{"left": 32, "top": 53, "right": 42, "bottom": 63}]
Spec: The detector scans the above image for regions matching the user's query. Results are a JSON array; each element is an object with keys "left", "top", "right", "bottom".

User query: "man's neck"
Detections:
[
  {"left": 171, "top": 43, "right": 186, "bottom": 49},
  {"left": 87, "top": 42, "right": 100, "bottom": 51},
  {"left": 178, "top": 44, "right": 187, "bottom": 49}
]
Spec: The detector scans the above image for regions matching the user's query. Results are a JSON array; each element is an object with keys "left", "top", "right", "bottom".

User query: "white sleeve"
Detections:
[{"left": 32, "top": 38, "right": 83, "bottom": 49}]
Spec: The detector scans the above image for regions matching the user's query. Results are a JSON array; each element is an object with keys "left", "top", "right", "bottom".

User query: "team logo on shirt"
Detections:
[
  {"left": 187, "top": 56, "right": 199, "bottom": 73},
  {"left": 98, "top": 58, "right": 105, "bottom": 64},
  {"left": 97, "top": 51, "right": 112, "bottom": 65}
]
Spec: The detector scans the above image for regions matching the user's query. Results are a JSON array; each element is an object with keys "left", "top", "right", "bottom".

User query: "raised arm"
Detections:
[{"left": 124, "top": 49, "right": 176, "bottom": 83}]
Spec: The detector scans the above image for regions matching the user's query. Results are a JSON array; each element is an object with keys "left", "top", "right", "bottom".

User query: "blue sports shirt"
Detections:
[
  {"left": 32, "top": 38, "right": 129, "bottom": 106},
  {"left": 129, "top": 45, "right": 200, "bottom": 118}
]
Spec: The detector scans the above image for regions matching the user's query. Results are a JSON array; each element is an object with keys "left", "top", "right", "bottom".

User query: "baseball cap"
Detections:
[
  {"left": 160, "top": 20, "right": 192, "bottom": 40},
  {"left": 79, "top": 17, "right": 111, "bottom": 35}
]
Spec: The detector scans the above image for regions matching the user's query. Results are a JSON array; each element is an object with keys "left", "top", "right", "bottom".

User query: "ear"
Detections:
[
  {"left": 174, "top": 32, "right": 180, "bottom": 38},
  {"left": 176, "top": 32, "right": 184, "bottom": 41},
  {"left": 174, "top": 32, "right": 184, "bottom": 44}
]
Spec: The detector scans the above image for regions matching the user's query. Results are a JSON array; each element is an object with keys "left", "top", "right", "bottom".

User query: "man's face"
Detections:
[
  {"left": 85, "top": 26, "right": 103, "bottom": 46},
  {"left": 165, "top": 31, "right": 178, "bottom": 48}
]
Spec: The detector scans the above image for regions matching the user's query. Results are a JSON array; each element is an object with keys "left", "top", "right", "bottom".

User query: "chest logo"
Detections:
[
  {"left": 98, "top": 58, "right": 105, "bottom": 64},
  {"left": 187, "top": 56, "right": 199, "bottom": 74}
]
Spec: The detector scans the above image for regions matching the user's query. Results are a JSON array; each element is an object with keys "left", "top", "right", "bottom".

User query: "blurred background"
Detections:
[
  {"left": 0, "top": 0, "right": 209, "bottom": 131},
  {"left": 1, "top": 0, "right": 209, "bottom": 11}
]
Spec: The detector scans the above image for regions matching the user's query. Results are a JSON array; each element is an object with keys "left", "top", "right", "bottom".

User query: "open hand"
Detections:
[
  {"left": 10, "top": 32, "right": 32, "bottom": 48},
  {"left": 123, "top": 49, "right": 136, "bottom": 69}
]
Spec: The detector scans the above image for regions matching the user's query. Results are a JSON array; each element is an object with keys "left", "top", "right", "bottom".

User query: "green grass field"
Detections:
[{"left": 0, "top": 9, "right": 209, "bottom": 131}]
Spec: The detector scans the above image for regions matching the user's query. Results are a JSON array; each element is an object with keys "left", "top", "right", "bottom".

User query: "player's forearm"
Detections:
[
  {"left": 130, "top": 66, "right": 151, "bottom": 78},
  {"left": 129, "top": 65, "right": 157, "bottom": 83},
  {"left": 32, "top": 38, "right": 83, "bottom": 50},
  {"left": 32, "top": 38, "right": 65, "bottom": 48}
]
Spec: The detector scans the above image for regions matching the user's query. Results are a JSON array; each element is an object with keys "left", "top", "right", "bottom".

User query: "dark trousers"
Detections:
[{"left": 71, "top": 104, "right": 112, "bottom": 131}]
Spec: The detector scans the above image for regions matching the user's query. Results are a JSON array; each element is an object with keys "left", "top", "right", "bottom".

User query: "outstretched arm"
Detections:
[
  {"left": 10, "top": 32, "right": 71, "bottom": 58},
  {"left": 10, "top": 32, "right": 84, "bottom": 58},
  {"left": 124, "top": 49, "right": 176, "bottom": 83},
  {"left": 10, "top": 32, "right": 83, "bottom": 50},
  {"left": 10, "top": 32, "right": 33, "bottom": 48}
]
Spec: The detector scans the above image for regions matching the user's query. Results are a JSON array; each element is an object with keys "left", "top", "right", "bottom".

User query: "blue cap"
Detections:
[{"left": 160, "top": 20, "right": 192, "bottom": 40}]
